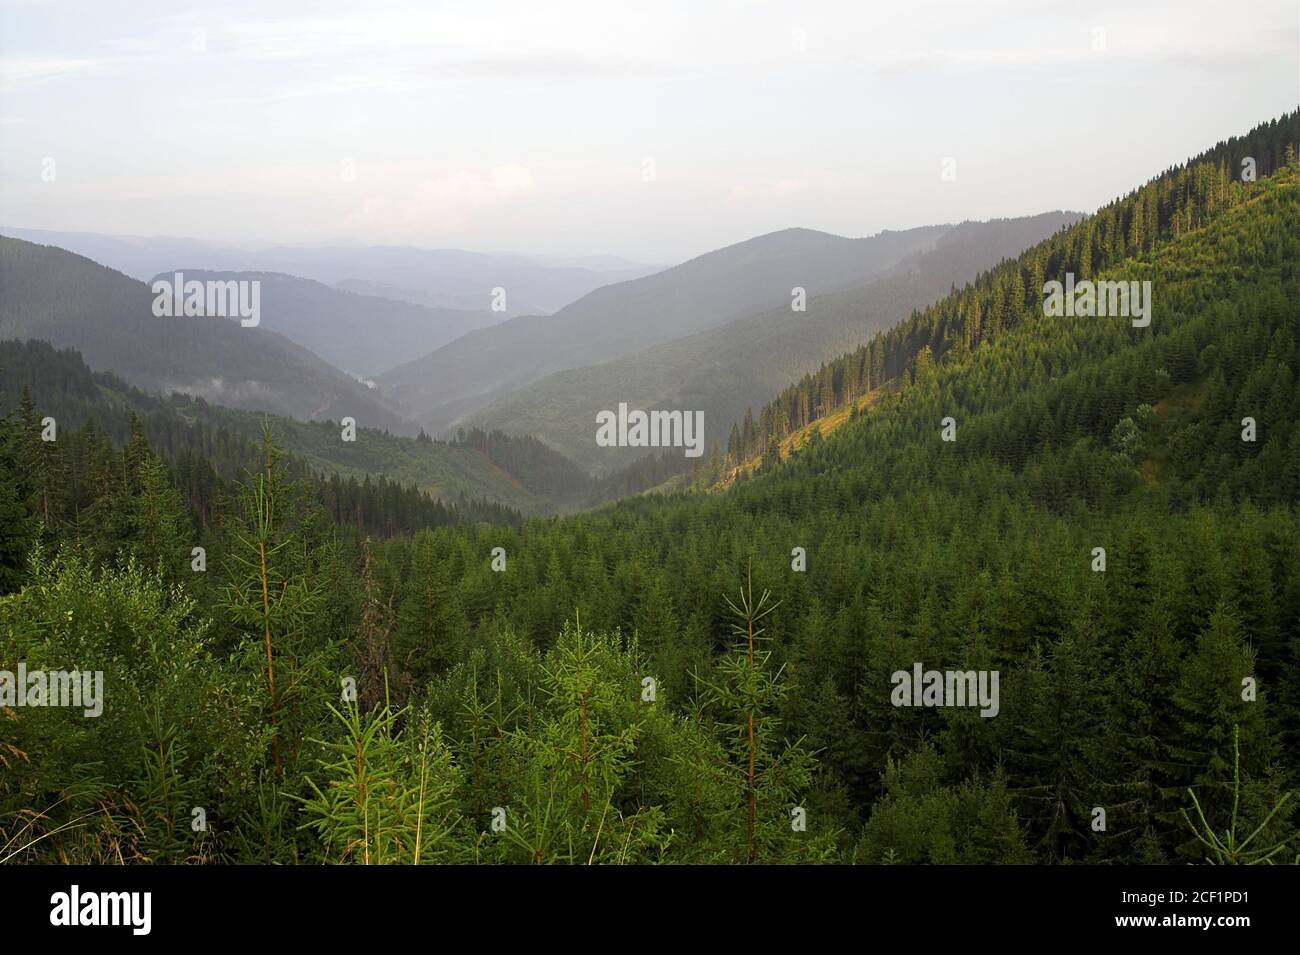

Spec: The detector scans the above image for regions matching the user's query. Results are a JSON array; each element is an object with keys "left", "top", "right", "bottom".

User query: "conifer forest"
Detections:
[{"left": 0, "top": 3, "right": 1297, "bottom": 909}]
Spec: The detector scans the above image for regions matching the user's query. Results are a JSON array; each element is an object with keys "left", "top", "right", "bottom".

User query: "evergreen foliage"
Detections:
[{"left": 1, "top": 114, "right": 1296, "bottom": 864}]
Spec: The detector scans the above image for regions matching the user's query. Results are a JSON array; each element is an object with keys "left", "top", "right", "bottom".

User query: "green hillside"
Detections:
[
  {"left": 733, "top": 110, "right": 1300, "bottom": 465},
  {"left": 0, "top": 238, "right": 412, "bottom": 433},
  {"left": 467, "top": 212, "right": 1079, "bottom": 475},
  {"left": 2, "top": 116, "right": 1296, "bottom": 865},
  {"left": 378, "top": 224, "right": 952, "bottom": 432},
  {"left": 154, "top": 270, "right": 498, "bottom": 379},
  {"left": 0, "top": 339, "right": 587, "bottom": 517}
]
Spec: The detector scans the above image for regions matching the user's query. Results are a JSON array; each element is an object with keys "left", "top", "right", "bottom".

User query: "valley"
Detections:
[{"left": 0, "top": 71, "right": 1295, "bottom": 873}]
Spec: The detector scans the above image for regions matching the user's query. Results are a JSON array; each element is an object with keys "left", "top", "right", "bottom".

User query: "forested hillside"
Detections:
[
  {"left": 466, "top": 211, "right": 1079, "bottom": 474},
  {"left": 1, "top": 116, "right": 1296, "bottom": 865},
  {"left": 727, "top": 111, "right": 1300, "bottom": 467},
  {"left": 378, "top": 224, "right": 951, "bottom": 433},
  {"left": 0, "top": 341, "right": 522, "bottom": 541},
  {"left": 0, "top": 228, "right": 656, "bottom": 316},
  {"left": 153, "top": 271, "right": 498, "bottom": 379},
  {"left": 0, "top": 238, "right": 413, "bottom": 433},
  {"left": 0, "top": 339, "right": 590, "bottom": 518}
]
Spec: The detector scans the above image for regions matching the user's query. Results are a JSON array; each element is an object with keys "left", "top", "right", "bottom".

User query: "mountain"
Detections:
[
  {"left": 0, "top": 227, "right": 660, "bottom": 316},
  {"left": 230, "top": 244, "right": 660, "bottom": 316},
  {"left": 5, "top": 113, "right": 1297, "bottom": 868},
  {"left": 728, "top": 109, "right": 1300, "bottom": 470},
  {"left": 149, "top": 271, "right": 500, "bottom": 379},
  {"left": 332, "top": 278, "right": 501, "bottom": 314},
  {"left": 0, "top": 241, "right": 711, "bottom": 512},
  {"left": 378, "top": 224, "right": 954, "bottom": 432},
  {"left": 357, "top": 122, "right": 1296, "bottom": 861},
  {"left": 0, "top": 228, "right": 261, "bottom": 283},
  {"left": 0, "top": 238, "right": 411, "bottom": 433},
  {"left": 0, "top": 338, "right": 591, "bottom": 516},
  {"left": 463, "top": 212, "right": 1080, "bottom": 474}
]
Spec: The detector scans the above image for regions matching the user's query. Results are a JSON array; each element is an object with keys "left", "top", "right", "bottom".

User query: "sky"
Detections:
[{"left": 1, "top": 0, "right": 1296, "bottom": 264}]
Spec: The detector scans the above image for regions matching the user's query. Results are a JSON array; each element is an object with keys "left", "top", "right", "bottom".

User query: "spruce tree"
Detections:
[{"left": 700, "top": 569, "right": 823, "bottom": 862}]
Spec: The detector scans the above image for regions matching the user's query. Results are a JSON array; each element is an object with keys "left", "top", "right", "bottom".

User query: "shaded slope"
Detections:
[
  {"left": 466, "top": 212, "right": 1078, "bottom": 474},
  {"left": 0, "top": 237, "right": 412, "bottom": 433},
  {"left": 378, "top": 224, "right": 952, "bottom": 431}
]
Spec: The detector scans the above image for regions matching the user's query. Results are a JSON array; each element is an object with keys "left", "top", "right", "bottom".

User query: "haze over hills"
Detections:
[
  {"left": 1, "top": 0, "right": 1295, "bottom": 879},
  {"left": 0, "top": 228, "right": 258, "bottom": 284},
  {"left": 0, "top": 237, "right": 413, "bottom": 433},
  {"left": 148, "top": 270, "right": 501, "bottom": 380},
  {"left": 0, "top": 227, "right": 661, "bottom": 317},
  {"left": 0, "top": 213, "right": 1073, "bottom": 485},
  {"left": 378, "top": 224, "right": 954, "bottom": 432},
  {"left": 332, "top": 278, "right": 507, "bottom": 314},
  {"left": 231, "top": 244, "right": 661, "bottom": 316},
  {"left": 4, "top": 100, "right": 1298, "bottom": 869},
  {"left": 463, "top": 211, "right": 1081, "bottom": 473},
  {"left": 0, "top": 337, "right": 661, "bottom": 517}
]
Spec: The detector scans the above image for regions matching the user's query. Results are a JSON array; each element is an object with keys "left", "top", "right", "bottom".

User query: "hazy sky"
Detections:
[{"left": 1, "top": 0, "right": 1296, "bottom": 263}]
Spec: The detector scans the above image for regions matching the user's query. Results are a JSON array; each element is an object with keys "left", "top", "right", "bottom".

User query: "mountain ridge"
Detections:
[
  {"left": 378, "top": 222, "right": 957, "bottom": 432},
  {"left": 144, "top": 269, "right": 501, "bottom": 379},
  {"left": 0, "top": 237, "right": 414, "bottom": 434},
  {"left": 462, "top": 211, "right": 1081, "bottom": 473}
]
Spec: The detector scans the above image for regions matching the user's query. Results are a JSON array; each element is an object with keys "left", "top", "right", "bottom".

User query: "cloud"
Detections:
[
  {"left": 345, "top": 163, "right": 536, "bottom": 235},
  {"left": 730, "top": 174, "right": 855, "bottom": 201},
  {"left": 210, "top": 71, "right": 437, "bottom": 105},
  {"left": 210, "top": 52, "right": 648, "bottom": 105},
  {"left": 0, "top": 56, "right": 105, "bottom": 90}
]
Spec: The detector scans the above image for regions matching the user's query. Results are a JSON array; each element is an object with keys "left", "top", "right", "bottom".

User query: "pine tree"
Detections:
[
  {"left": 300, "top": 699, "right": 465, "bottom": 863},
  {"left": 1180, "top": 726, "right": 1295, "bottom": 864},
  {"left": 221, "top": 424, "right": 324, "bottom": 776},
  {"left": 490, "top": 619, "right": 667, "bottom": 864},
  {"left": 700, "top": 569, "right": 822, "bottom": 862},
  {"left": 131, "top": 455, "right": 188, "bottom": 580},
  {"left": 0, "top": 417, "right": 35, "bottom": 594},
  {"left": 358, "top": 538, "right": 399, "bottom": 710}
]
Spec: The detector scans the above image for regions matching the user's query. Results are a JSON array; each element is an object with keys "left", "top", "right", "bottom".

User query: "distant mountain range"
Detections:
[
  {"left": 0, "top": 237, "right": 411, "bottom": 433},
  {"left": 0, "top": 227, "right": 661, "bottom": 316},
  {"left": 377, "top": 224, "right": 955, "bottom": 432},
  {"left": 1, "top": 211, "right": 1082, "bottom": 488},
  {"left": 146, "top": 270, "right": 501, "bottom": 379},
  {"left": 460, "top": 212, "right": 1081, "bottom": 473}
]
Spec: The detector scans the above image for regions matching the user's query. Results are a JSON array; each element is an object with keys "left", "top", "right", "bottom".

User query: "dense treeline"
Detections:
[
  {"left": 0, "top": 339, "right": 592, "bottom": 518},
  {"left": 0, "top": 237, "right": 410, "bottom": 432},
  {"left": 450, "top": 426, "right": 595, "bottom": 502},
  {"left": 448, "top": 426, "right": 720, "bottom": 507},
  {"left": 588, "top": 447, "right": 697, "bottom": 501},
  {"left": 721, "top": 110, "right": 1300, "bottom": 468},
  {"left": 0, "top": 343, "right": 521, "bottom": 545},
  {"left": 460, "top": 212, "right": 1078, "bottom": 476},
  {"left": 0, "top": 338, "right": 711, "bottom": 517},
  {"left": 1, "top": 119, "right": 1296, "bottom": 865}
]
